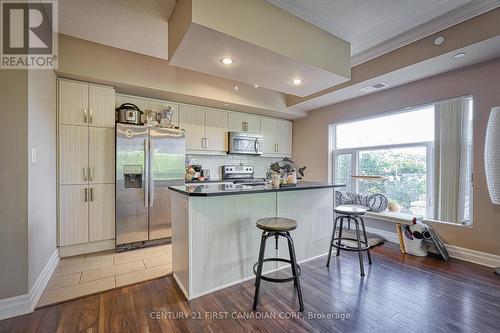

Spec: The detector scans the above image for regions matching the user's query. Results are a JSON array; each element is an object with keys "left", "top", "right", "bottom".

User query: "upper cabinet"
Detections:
[
  {"left": 179, "top": 104, "right": 206, "bottom": 151},
  {"left": 59, "top": 80, "right": 115, "bottom": 128},
  {"left": 228, "top": 112, "right": 261, "bottom": 133},
  {"left": 205, "top": 108, "right": 228, "bottom": 151},
  {"left": 261, "top": 117, "right": 292, "bottom": 157},
  {"left": 180, "top": 105, "right": 228, "bottom": 153},
  {"left": 115, "top": 94, "right": 180, "bottom": 127}
]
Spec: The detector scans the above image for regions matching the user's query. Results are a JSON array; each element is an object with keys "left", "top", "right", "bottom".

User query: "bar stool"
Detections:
[
  {"left": 253, "top": 217, "right": 304, "bottom": 312},
  {"left": 326, "top": 205, "right": 372, "bottom": 276}
]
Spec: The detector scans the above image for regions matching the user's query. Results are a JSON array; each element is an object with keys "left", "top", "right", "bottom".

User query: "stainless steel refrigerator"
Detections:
[{"left": 116, "top": 123, "right": 185, "bottom": 249}]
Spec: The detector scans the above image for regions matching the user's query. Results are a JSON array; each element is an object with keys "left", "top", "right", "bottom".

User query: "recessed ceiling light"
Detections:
[
  {"left": 221, "top": 58, "right": 233, "bottom": 65},
  {"left": 253, "top": 84, "right": 259, "bottom": 88},
  {"left": 433, "top": 36, "right": 444, "bottom": 46},
  {"left": 223, "top": 103, "right": 230, "bottom": 107},
  {"left": 454, "top": 52, "right": 466, "bottom": 59},
  {"left": 292, "top": 79, "right": 302, "bottom": 85}
]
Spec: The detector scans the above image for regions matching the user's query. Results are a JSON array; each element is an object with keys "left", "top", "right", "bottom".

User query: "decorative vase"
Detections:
[{"left": 485, "top": 106, "right": 500, "bottom": 205}]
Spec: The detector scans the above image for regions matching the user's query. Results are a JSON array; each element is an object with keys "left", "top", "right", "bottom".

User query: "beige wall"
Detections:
[
  {"left": 293, "top": 58, "right": 500, "bottom": 255},
  {"left": 0, "top": 70, "right": 29, "bottom": 299},
  {"left": 57, "top": 34, "right": 302, "bottom": 119},
  {"left": 28, "top": 69, "right": 57, "bottom": 288}
]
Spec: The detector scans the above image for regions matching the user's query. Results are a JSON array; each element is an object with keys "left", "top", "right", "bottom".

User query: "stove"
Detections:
[{"left": 222, "top": 165, "right": 266, "bottom": 185}]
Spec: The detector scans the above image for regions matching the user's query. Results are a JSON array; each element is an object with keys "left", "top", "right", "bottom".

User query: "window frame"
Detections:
[{"left": 333, "top": 141, "right": 434, "bottom": 217}]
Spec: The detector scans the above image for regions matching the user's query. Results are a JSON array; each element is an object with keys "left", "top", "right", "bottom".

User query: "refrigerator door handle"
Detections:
[
  {"left": 149, "top": 139, "right": 154, "bottom": 208},
  {"left": 144, "top": 138, "right": 149, "bottom": 208}
]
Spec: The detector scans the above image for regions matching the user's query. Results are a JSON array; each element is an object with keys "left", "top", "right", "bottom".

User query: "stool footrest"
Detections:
[
  {"left": 253, "top": 258, "right": 301, "bottom": 283},
  {"left": 331, "top": 237, "right": 370, "bottom": 252}
]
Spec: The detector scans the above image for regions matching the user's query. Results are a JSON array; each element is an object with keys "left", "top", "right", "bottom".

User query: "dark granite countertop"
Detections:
[{"left": 168, "top": 182, "right": 345, "bottom": 197}]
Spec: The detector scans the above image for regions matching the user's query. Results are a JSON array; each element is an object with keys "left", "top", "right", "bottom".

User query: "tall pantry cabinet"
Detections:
[{"left": 58, "top": 79, "right": 116, "bottom": 251}]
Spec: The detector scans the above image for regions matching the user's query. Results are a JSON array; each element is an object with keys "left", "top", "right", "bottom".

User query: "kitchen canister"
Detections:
[{"left": 485, "top": 106, "right": 500, "bottom": 204}]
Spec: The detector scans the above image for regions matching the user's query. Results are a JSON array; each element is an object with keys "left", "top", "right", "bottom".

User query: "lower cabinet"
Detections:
[{"left": 59, "top": 184, "right": 115, "bottom": 246}]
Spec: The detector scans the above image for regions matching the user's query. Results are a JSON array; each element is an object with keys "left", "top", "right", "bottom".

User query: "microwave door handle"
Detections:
[{"left": 254, "top": 139, "right": 259, "bottom": 153}]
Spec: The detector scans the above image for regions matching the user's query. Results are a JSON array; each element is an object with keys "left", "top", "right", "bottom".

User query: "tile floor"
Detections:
[{"left": 37, "top": 244, "right": 172, "bottom": 307}]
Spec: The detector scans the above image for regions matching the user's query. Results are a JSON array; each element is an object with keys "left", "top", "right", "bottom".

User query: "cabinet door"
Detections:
[
  {"left": 89, "top": 127, "right": 115, "bottom": 184},
  {"left": 58, "top": 80, "right": 88, "bottom": 126},
  {"left": 150, "top": 100, "right": 179, "bottom": 127},
  {"left": 179, "top": 104, "right": 205, "bottom": 150},
  {"left": 115, "top": 94, "right": 150, "bottom": 112},
  {"left": 59, "top": 125, "right": 88, "bottom": 185},
  {"left": 246, "top": 114, "right": 261, "bottom": 133},
  {"left": 261, "top": 117, "right": 277, "bottom": 154},
  {"left": 89, "top": 184, "right": 115, "bottom": 242},
  {"left": 205, "top": 108, "right": 228, "bottom": 151},
  {"left": 228, "top": 112, "right": 245, "bottom": 132},
  {"left": 88, "top": 85, "right": 115, "bottom": 128},
  {"left": 59, "top": 185, "right": 89, "bottom": 246},
  {"left": 277, "top": 119, "right": 293, "bottom": 156}
]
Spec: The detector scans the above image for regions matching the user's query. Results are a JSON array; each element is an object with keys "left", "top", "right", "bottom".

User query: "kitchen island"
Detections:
[{"left": 169, "top": 182, "right": 344, "bottom": 300}]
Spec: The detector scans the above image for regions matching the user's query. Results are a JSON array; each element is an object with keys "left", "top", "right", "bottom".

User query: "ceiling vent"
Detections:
[{"left": 360, "top": 83, "right": 389, "bottom": 93}]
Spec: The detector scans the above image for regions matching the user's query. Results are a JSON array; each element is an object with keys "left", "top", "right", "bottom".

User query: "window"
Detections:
[{"left": 331, "top": 97, "right": 473, "bottom": 224}]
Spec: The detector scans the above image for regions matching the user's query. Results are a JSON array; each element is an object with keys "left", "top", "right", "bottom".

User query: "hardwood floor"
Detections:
[{"left": 1, "top": 243, "right": 499, "bottom": 333}]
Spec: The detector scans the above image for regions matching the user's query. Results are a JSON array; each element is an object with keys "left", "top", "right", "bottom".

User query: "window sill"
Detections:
[{"left": 365, "top": 211, "right": 472, "bottom": 228}]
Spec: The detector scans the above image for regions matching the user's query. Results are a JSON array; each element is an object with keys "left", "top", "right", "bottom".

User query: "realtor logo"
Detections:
[{"left": 1, "top": 0, "right": 58, "bottom": 69}]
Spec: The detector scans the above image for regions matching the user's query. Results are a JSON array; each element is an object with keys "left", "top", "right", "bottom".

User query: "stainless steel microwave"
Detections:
[{"left": 228, "top": 132, "right": 263, "bottom": 155}]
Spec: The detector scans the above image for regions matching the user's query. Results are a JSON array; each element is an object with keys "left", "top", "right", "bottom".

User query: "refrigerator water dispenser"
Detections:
[{"left": 123, "top": 165, "right": 143, "bottom": 188}]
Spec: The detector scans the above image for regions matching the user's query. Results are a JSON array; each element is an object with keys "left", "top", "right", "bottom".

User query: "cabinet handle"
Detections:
[
  {"left": 205, "top": 138, "right": 208, "bottom": 148},
  {"left": 242, "top": 122, "right": 248, "bottom": 132},
  {"left": 89, "top": 167, "right": 94, "bottom": 181},
  {"left": 89, "top": 108, "right": 93, "bottom": 123},
  {"left": 90, "top": 187, "right": 94, "bottom": 202},
  {"left": 83, "top": 167, "right": 88, "bottom": 181},
  {"left": 84, "top": 188, "right": 88, "bottom": 202},
  {"left": 83, "top": 108, "right": 88, "bottom": 123},
  {"left": 201, "top": 138, "right": 204, "bottom": 148}
]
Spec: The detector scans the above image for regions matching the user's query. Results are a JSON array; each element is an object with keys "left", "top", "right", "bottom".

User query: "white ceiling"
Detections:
[
  {"left": 59, "top": 0, "right": 176, "bottom": 59},
  {"left": 265, "top": 0, "right": 499, "bottom": 64},
  {"left": 169, "top": 23, "right": 349, "bottom": 97},
  {"left": 288, "top": 36, "right": 500, "bottom": 113}
]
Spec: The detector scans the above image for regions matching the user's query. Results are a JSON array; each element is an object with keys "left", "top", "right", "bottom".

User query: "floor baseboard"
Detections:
[
  {"left": 366, "top": 226, "right": 500, "bottom": 268},
  {"left": 29, "top": 249, "right": 60, "bottom": 309},
  {"left": 0, "top": 249, "right": 59, "bottom": 321}
]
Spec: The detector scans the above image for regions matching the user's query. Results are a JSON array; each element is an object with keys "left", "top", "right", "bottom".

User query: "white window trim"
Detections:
[{"left": 333, "top": 141, "right": 434, "bottom": 217}]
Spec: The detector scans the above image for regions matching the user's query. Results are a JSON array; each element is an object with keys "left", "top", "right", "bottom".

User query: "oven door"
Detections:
[{"left": 229, "top": 135, "right": 262, "bottom": 155}]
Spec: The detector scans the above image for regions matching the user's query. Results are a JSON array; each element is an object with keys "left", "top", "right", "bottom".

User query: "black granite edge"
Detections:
[{"left": 168, "top": 182, "right": 346, "bottom": 197}]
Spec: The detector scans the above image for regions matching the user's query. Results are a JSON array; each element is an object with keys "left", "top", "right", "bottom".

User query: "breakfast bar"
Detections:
[{"left": 169, "top": 182, "right": 344, "bottom": 300}]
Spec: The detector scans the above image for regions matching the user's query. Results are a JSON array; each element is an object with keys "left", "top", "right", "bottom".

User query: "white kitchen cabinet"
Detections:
[
  {"left": 115, "top": 94, "right": 150, "bottom": 111},
  {"left": 59, "top": 185, "right": 89, "bottom": 246},
  {"left": 228, "top": 112, "right": 260, "bottom": 133},
  {"left": 59, "top": 184, "right": 115, "bottom": 246},
  {"left": 58, "top": 79, "right": 116, "bottom": 249},
  {"left": 89, "top": 127, "right": 115, "bottom": 184},
  {"left": 277, "top": 119, "right": 292, "bottom": 156},
  {"left": 88, "top": 85, "right": 115, "bottom": 128},
  {"left": 205, "top": 108, "right": 228, "bottom": 151},
  {"left": 150, "top": 99, "right": 179, "bottom": 127},
  {"left": 59, "top": 125, "right": 89, "bottom": 185},
  {"left": 58, "top": 80, "right": 88, "bottom": 126},
  {"left": 261, "top": 117, "right": 292, "bottom": 157},
  {"left": 179, "top": 104, "right": 206, "bottom": 150},
  {"left": 261, "top": 117, "right": 278, "bottom": 155},
  {"left": 89, "top": 184, "right": 115, "bottom": 242},
  {"left": 228, "top": 112, "right": 246, "bottom": 132},
  {"left": 59, "top": 79, "right": 115, "bottom": 128},
  {"left": 246, "top": 114, "right": 261, "bottom": 133}
]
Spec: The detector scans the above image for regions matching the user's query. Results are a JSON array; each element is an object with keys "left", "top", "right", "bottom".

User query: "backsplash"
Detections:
[{"left": 186, "top": 154, "right": 282, "bottom": 180}]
